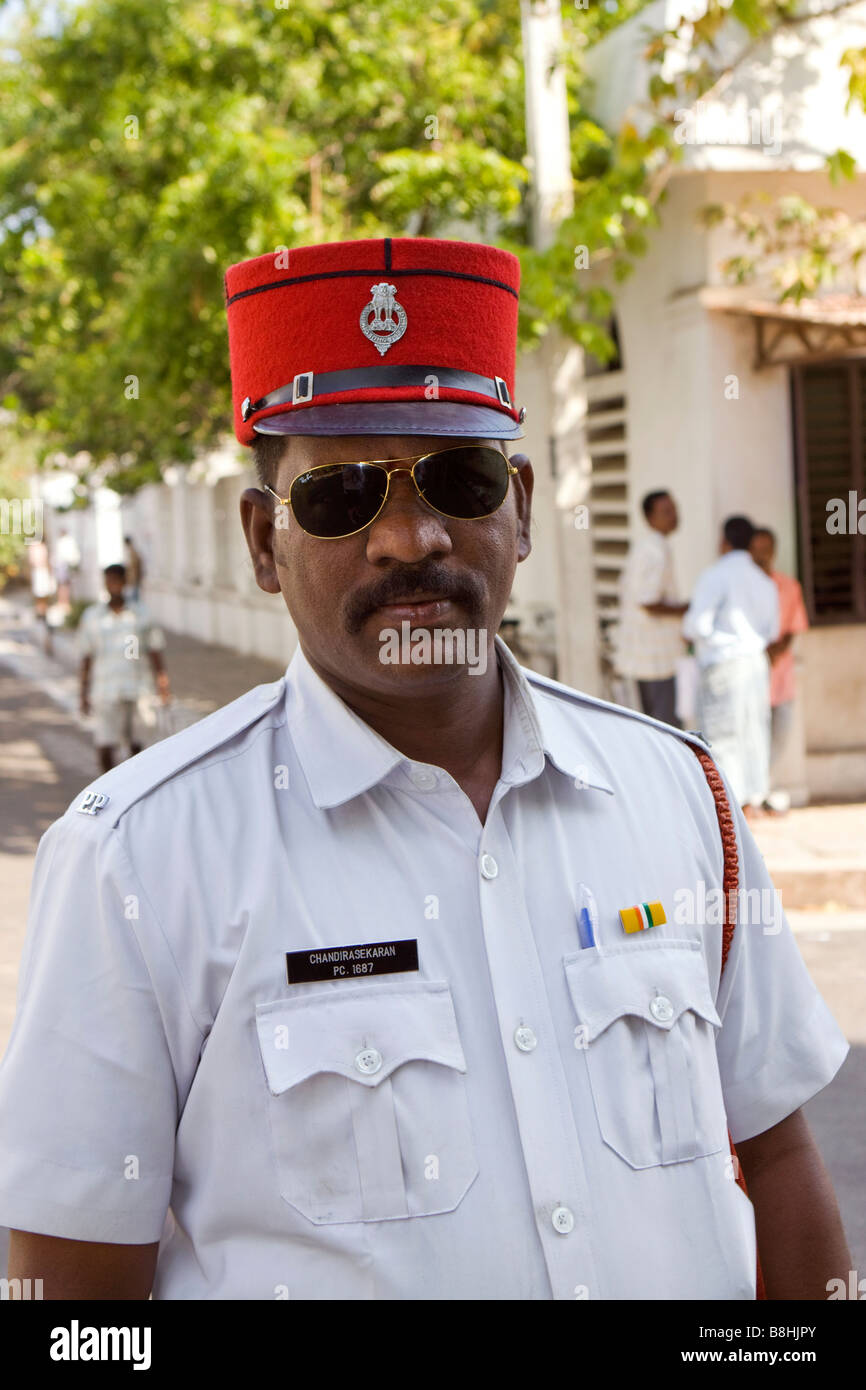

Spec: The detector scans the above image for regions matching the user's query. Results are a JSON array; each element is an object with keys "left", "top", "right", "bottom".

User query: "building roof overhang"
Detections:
[{"left": 700, "top": 286, "right": 866, "bottom": 367}]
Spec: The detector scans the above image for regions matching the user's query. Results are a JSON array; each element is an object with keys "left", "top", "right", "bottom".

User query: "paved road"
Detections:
[
  {"left": 0, "top": 598, "right": 863, "bottom": 1286},
  {"left": 0, "top": 625, "right": 97, "bottom": 1046}
]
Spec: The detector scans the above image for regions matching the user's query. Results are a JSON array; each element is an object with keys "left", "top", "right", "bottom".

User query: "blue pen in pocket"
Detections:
[{"left": 576, "top": 883, "right": 601, "bottom": 952}]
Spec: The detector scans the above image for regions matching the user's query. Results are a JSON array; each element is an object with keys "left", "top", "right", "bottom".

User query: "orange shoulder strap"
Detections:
[{"left": 688, "top": 743, "right": 767, "bottom": 1301}]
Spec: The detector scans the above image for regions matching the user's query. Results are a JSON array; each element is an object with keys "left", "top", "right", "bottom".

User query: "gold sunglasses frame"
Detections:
[{"left": 263, "top": 443, "right": 519, "bottom": 539}]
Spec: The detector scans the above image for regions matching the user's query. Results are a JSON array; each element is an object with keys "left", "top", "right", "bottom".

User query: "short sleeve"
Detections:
[
  {"left": 714, "top": 795, "right": 849, "bottom": 1143},
  {"left": 0, "top": 813, "right": 204, "bottom": 1253},
  {"left": 764, "top": 581, "right": 781, "bottom": 645},
  {"left": 632, "top": 544, "right": 666, "bottom": 606},
  {"left": 682, "top": 569, "right": 717, "bottom": 644}
]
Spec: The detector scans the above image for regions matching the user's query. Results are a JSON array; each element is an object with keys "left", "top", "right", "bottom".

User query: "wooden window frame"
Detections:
[{"left": 791, "top": 360, "right": 866, "bottom": 626}]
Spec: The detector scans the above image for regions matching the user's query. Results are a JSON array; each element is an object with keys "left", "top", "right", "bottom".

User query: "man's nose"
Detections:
[{"left": 364, "top": 469, "right": 453, "bottom": 564}]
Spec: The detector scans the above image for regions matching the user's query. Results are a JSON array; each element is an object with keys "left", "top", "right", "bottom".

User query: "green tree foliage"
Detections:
[
  {"left": 0, "top": 0, "right": 535, "bottom": 485},
  {"left": 0, "top": 424, "right": 35, "bottom": 580}
]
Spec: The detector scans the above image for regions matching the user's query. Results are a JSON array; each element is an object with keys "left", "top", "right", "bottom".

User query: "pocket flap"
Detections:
[
  {"left": 255, "top": 980, "right": 467, "bottom": 1095},
  {"left": 564, "top": 939, "right": 721, "bottom": 1042}
]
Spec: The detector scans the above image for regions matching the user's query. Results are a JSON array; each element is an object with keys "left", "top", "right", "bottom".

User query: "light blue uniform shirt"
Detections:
[{"left": 0, "top": 637, "right": 847, "bottom": 1298}]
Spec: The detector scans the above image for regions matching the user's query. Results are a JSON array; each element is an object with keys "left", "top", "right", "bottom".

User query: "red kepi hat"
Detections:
[{"left": 224, "top": 236, "right": 526, "bottom": 442}]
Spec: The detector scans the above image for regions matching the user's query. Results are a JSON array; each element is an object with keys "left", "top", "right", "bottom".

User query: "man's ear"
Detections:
[
  {"left": 509, "top": 453, "right": 534, "bottom": 562},
  {"left": 239, "top": 487, "right": 282, "bottom": 595}
]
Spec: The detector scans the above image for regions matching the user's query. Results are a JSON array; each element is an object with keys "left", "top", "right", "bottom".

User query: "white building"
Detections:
[{"left": 512, "top": 0, "right": 866, "bottom": 801}]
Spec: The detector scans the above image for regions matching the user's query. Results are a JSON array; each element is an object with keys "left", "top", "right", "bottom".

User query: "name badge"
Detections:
[{"left": 286, "top": 938, "right": 419, "bottom": 984}]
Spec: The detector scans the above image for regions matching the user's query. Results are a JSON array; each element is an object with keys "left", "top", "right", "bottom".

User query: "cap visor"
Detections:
[{"left": 252, "top": 400, "right": 524, "bottom": 439}]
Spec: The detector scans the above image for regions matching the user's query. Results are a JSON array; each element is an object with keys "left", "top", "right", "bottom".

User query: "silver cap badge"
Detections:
[{"left": 360, "top": 282, "right": 407, "bottom": 356}]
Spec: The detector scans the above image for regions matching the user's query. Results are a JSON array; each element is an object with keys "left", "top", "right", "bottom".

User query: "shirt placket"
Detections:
[{"left": 475, "top": 795, "right": 600, "bottom": 1302}]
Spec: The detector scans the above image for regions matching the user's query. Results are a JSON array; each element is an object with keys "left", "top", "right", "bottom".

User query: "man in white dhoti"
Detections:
[{"left": 683, "top": 516, "right": 780, "bottom": 819}]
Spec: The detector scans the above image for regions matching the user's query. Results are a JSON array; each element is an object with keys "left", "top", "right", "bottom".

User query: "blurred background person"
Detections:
[
  {"left": 78, "top": 562, "right": 171, "bottom": 773},
  {"left": 750, "top": 525, "right": 810, "bottom": 813},
  {"left": 614, "top": 489, "right": 688, "bottom": 726},
  {"left": 27, "top": 537, "right": 55, "bottom": 656},
  {"left": 683, "top": 515, "right": 780, "bottom": 820},
  {"left": 124, "top": 534, "right": 144, "bottom": 601},
  {"left": 52, "top": 527, "right": 81, "bottom": 611}
]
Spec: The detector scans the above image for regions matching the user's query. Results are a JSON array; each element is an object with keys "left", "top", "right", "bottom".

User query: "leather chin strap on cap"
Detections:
[{"left": 242, "top": 364, "right": 517, "bottom": 422}]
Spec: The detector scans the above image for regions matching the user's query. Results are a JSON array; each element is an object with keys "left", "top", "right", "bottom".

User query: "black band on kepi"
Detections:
[{"left": 242, "top": 364, "right": 513, "bottom": 422}]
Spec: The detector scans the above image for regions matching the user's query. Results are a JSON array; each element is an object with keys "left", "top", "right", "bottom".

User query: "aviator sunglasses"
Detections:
[{"left": 263, "top": 444, "right": 519, "bottom": 540}]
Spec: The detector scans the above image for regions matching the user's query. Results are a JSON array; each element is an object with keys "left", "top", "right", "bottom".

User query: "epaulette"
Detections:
[
  {"left": 67, "top": 677, "right": 287, "bottom": 830},
  {"left": 521, "top": 665, "right": 713, "bottom": 755}
]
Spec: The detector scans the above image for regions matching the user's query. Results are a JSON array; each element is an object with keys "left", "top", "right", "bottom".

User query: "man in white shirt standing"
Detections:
[
  {"left": 0, "top": 238, "right": 850, "bottom": 1303},
  {"left": 78, "top": 562, "right": 172, "bottom": 773},
  {"left": 683, "top": 516, "right": 780, "bottom": 820},
  {"left": 614, "top": 490, "right": 688, "bottom": 726}
]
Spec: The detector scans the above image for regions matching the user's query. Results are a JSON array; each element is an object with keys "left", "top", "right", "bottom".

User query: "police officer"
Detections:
[{"left": 0, "top": 237, "right": 850, "bottom": 1299}]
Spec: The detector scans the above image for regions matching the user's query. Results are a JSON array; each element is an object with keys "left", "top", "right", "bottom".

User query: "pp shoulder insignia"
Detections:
[{"left": 67, "top": 678, "right": 286, "bottom": 829}]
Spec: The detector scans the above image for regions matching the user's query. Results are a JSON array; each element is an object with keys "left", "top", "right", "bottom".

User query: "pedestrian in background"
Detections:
[
  {"left": 52, "top": 528, "right": 81, "bottom": 610},
  {"left": 683, "top": 515, "right": 780, "bottom": 820},
  {"left": 124, "top": 535, "right": 144, "bottom": 601},
  {"left": 750, "top": 526, "right": 809, "bottom": 813},
  {"left": 27, "top": 538, "right": 55, "bottom": 656},
  {"left": 614, "top": 489, "right": 688, "bottom": 726},
  {"left": 78, "top": 563, "right": 171, "bottom": 773}
]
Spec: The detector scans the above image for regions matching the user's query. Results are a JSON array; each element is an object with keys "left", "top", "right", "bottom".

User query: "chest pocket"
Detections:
[
  {"left": 564, "top": 940, "right": 728, "bottom": 1169},
  {"left": 255, "top": 980, "right": 478, "bottom": 1225}
]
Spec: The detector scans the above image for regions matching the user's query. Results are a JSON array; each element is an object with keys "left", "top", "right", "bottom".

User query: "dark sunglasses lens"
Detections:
[
  {"left": 291, "top": 464, "right": 387, "bottom": 537},
  {"left": 416, "top": 446, "right": 510, "bottom": 519}
]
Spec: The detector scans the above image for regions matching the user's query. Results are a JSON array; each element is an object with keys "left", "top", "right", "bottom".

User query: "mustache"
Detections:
[{"left": 344, "top": 562, "right": 486, "bottom": 635}]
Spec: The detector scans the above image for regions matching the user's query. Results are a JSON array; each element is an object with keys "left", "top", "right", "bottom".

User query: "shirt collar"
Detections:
[{"left": 284, "top": 633, "right": 614, "bottom": 809}]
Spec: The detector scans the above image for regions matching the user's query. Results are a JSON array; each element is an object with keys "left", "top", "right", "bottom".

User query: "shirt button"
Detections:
[
  {"left": 411, "top": 767, "right": 437, "bottom": 791},
  {"left": 480, "top": 853, "right": 499, "bottom": 879},
  {"left": 552, "top": 1206, "right": 574, "bottom": 1235},
  {"left": 354, "top": 1047, "right": 383, "bottom": 1075},
  {"left": 649, "top": 994, "right": 674, "bottom": 1023},
  {"left": 514, "top": 1025, "right": 538, "bottom": 1052}
]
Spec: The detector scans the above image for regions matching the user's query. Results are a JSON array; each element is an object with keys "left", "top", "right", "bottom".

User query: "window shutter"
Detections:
[
  {"left": 792, "top": 361, "right": 866, "bottom": 623},
  {"left": 585, "top": 372, "right": 629, "bottom": 665}
]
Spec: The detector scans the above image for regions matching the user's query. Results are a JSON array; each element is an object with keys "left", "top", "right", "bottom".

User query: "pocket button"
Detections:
[
  {"left": 552, "top": 1206, "right": 575, "bottom": 1235},
  {"left": 649, "top": 994, "right": 674, "bottom": 1023},
  {"left": 354, "top": 1047, "right": 383, "bottom": 1075},
  {"left": 514, "top": 1024, "right": 538, "bottom": 1052}
]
